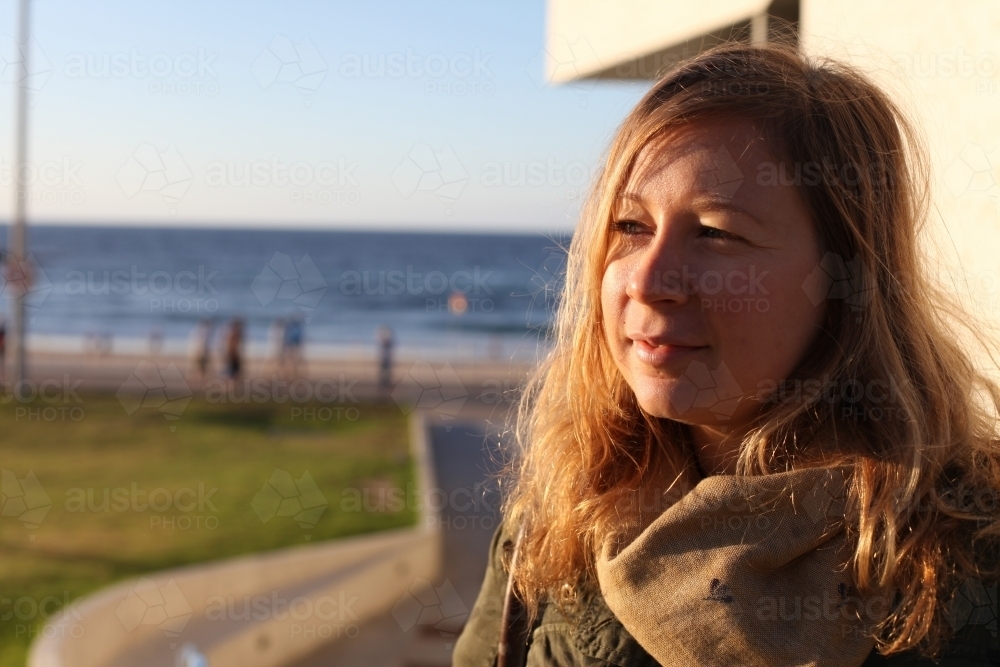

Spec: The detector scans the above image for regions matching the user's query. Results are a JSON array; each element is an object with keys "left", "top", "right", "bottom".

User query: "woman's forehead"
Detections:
[
  {"left": 618, "top": 119, "right": 779, "bottom": 205},
  {"left": 628, "top": 119, "right": 770, "bottom": 182}
]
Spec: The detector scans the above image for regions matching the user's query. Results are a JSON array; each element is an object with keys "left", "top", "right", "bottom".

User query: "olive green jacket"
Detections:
[{"left": 453, "top": 522, "right": 998, "bottom": 667}]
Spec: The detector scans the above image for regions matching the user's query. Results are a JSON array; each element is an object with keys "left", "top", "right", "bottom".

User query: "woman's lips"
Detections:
[{"left": 631, "top": 339, "right": 707, "bottom": 367}]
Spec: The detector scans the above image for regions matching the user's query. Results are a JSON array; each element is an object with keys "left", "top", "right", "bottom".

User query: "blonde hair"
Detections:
[{"left": 502, "top": 40, "right": 1000, "bottom": 658}]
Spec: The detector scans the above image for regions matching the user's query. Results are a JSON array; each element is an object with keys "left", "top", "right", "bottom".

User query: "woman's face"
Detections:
[{"left": 601, "top": 118, "right": 826, "bottom": 440}]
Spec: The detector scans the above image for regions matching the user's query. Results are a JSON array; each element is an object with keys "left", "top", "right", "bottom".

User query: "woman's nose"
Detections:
[{"left": 625, "top": 240, "right": 692, "bottom": 306}]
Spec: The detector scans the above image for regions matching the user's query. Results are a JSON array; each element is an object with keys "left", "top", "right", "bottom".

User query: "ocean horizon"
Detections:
[{"left": 0, "top": 224, "right": 571, "bottom": 362}]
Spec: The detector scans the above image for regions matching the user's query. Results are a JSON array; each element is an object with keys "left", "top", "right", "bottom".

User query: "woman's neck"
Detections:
[{"left": 688, "top": 423, "right": 742, "bottom": 476}]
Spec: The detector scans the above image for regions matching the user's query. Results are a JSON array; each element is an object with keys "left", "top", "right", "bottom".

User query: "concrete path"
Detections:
[{"left": 292, "top": 404, "right": 508, "bottom": 667}]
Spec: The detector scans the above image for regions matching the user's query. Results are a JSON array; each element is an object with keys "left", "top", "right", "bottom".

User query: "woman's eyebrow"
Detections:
[
  {"left": 615, "top": 191, "right": 766, "bottom": 228},
  {"left": 612, "top": 191, "right": 648, "bottom": 217},
  {"left": 692, "top": 195, "right": 767, "bottom": 228},
  {"left": 615, "top": 191, "right": 645, "bottom": 205}
]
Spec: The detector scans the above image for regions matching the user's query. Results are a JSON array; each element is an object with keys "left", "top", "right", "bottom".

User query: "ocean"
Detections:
[{"left": 0, "top": 225, "right": 569, "bottom": 362}]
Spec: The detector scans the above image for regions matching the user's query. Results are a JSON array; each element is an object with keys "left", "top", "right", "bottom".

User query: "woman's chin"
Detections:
[
  {"left": 632, "top": 380, "right": 741, "bottom": 427},
  {"left": 632, "top": 381, "right": 694, "bottom": 421}
]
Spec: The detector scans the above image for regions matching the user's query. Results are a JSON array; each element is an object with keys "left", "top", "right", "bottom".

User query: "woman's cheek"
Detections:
[{"left": 600, "top": 263, "right": 626, "bottom": 342}]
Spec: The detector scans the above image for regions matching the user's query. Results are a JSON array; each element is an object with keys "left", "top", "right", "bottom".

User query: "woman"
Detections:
[
  {"left": 224, "top": 316, "right": 244, "bottom": 380},
  {"left": 454, "top": 41, "right": 999, "bottom": 666}
]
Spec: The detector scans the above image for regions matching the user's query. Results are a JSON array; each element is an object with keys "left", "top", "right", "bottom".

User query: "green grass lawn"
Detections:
[{"left": 0, "top": 394, "right": 415, "bottom": 667}]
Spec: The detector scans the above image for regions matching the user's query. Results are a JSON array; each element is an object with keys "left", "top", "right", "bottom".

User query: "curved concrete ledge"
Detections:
[{"left": 29, "top": 410, "right": 441, "bottom": 667}]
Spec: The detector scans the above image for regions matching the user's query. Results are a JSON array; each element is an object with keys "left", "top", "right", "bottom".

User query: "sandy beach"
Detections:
[{"left": 10, "top": 347, "right": 538, "bottom": 407}]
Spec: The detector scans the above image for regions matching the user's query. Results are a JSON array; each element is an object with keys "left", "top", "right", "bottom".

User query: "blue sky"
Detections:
[{"left": 0, "top": 0, "right": 649, "bottom": 233}]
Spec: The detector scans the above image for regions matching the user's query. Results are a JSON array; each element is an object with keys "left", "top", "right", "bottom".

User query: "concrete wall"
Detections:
[
  {"left": 545, "top": 0, "right": 770, "bottom": 80},
  {"left": 801, "top": 0, "right": 1000, "bottom": 369}
]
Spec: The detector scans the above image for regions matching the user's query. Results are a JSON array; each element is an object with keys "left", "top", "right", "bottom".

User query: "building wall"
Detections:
[
  {"left": 545, "top": 0, "right": 770, "bottom": 80},
  {"left": 801, "top": 0, "right": 1000, "bottom": 362}
]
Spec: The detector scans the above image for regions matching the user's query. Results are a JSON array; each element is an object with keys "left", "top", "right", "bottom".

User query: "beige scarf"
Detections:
[{"left": 595, "top": 466, "right": 888, "bottom": 667}]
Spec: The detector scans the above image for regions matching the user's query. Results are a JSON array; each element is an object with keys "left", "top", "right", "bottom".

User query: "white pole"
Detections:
[{"left": 9, "top": 0, "right": 30, "bottom": 383}]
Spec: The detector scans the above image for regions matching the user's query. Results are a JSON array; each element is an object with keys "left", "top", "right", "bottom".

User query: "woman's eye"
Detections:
[
  {"left": 611, "top": 220, "right": 648, "bottom": 236},
  {"left": 698, "top": 225, "right": 741, "bottom": 242}
]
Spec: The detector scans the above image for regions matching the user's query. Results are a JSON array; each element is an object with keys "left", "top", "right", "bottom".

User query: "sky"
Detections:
[{"left": 0, "top": 0, "right": 650, "bottom": 233}]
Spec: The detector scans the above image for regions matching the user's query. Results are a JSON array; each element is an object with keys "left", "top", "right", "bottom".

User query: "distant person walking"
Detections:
[
  {"left": 149, "top": 326, "right": 164, "bottom": 357},
  {"left": 268, "top": 318, "right": 286, "bottom": 375},
  {"left": 282, "top": 316, "right": 304, "bottom": 379},
  {"left": 376, "top": 325, "right": 394, "bottom": 400},
  {"left": 224, "top": 317, "right": 244, "bottom": 381},
  {"left": 189, "top": 319, "right": 214, "bottom": 384}
]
